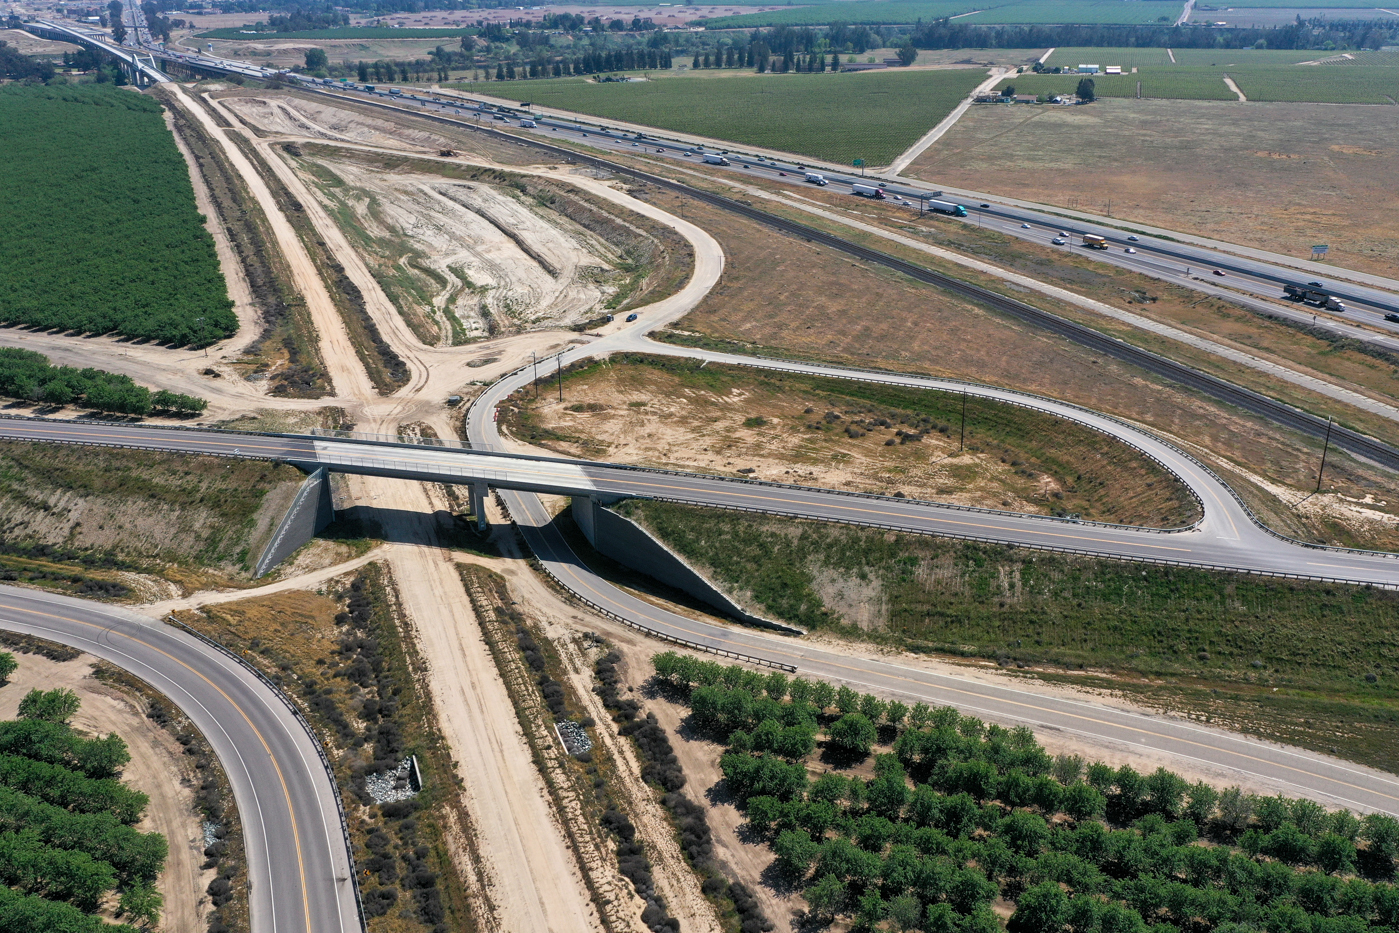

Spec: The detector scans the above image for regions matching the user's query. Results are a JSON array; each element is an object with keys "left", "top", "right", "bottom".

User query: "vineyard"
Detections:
[
  {"left": 0, "top": 85, "right": 236, "bottom": 348},
  {"left": 999, "top": 61, "right": 1398, "bottom": 103},
  {"left": 960, "top": 0, "right": 1184, "bottom": 24},
  {"left": 512, "top": 69, "right": 987, "bottom": 164},
  {"left": 702, "top": 0, "right": 1183, "bottom": 27}
]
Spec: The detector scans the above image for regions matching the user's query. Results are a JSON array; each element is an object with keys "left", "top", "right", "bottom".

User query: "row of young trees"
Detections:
[
  {"left": 0, "top": 348, "right": 206, "bottom": 415},
  {"left": 652, "top": 652, "right": 1399, "bottom": 933},
  {"left": 0, "top": 682, "right": 163, "bottom": 930},
  {"left": 0, "top": 85, "right": 238, "bottom": 348}
]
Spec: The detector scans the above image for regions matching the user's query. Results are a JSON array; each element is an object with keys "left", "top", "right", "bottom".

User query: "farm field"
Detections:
[
  {"left": 1231, "top": 65, "right": 1399, "bottom": 103},
  {"left": 959, "top": 0, "right": 1185, "bottom": 23},
  {"left": 0, "top": 85, "right": 235, "bottom": 347},
  {"left": 997, "top": 61, "right": 1399, "bottom": 102},
  {"left": 198, "top": 25, "right": 476, "bottom": 39},
  {"left": 649, "top": 646, "right": 1399, "bottom": 931},
  {"left": 998, "top": 69, "right": 1237, "bottom": 99},
  {"left": 486, "top": 69, "right": 987, "bottom": 164},
  {"left": 907, "top": 96, "right": 1399, "bottom": 277},
  {"left": 701, "top": 0, "right": 1183, "bottom": 27},
  {"left": 1044, "top": 47, "right": 1323, "bottom": 68},
  {"left": 1193, "top": 6, "right": 1399, "bottom": 24}
]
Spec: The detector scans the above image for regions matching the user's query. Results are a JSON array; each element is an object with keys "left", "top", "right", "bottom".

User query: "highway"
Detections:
[
  {"left": 0, "top": 402, "right": 1396, "bottom": 586},
  {"left": 0, "top": 586, "right": 360, "bottom": 933}
]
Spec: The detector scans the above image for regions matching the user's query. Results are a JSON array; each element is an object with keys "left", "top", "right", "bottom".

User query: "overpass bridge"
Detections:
[
  {"left": 0, "top": 415, "right": 1396, "bottom": 589},
  {"left": 24, "top": 20, "right": 168, "bottom": 85}
]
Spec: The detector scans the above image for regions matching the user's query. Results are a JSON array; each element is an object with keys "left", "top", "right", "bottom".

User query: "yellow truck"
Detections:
[{"left": 1081, "top": 234, "right": 1109, "bottom": 250}]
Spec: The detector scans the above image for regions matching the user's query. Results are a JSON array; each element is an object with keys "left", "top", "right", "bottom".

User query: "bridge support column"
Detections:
[
  {"left": 253, "top": 467, "right": 336, "bottom": 578},
  {"left": 470, "top": 482, "right": 489, "bottom": 531}
]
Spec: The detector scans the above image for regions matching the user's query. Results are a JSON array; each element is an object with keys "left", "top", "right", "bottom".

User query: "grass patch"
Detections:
[
  {"left": 490, "top": 69, "right": 988, "bottom": 165},
  {"left": 0, "top": 441, "right": 304, "bottom": 577},
  {"left": 0, "top": 85, "right": 234, "bottom": 347},
  {"left": 960, "top": 0, "right": 1185, "bottom": 23},
  {"left": 623, "top": 502, "right": 1399, "bottom": 770}
]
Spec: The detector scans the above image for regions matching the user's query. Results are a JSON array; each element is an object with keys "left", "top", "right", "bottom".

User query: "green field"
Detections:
[
  {"left": 700, "top": 1, "right": 979, "bottom": 28},
  {"left": 1196, "top": 0, "right": 1387, "bottom": 7},
  {"left": 0, "top": 85, "right": 235, "bottom": 347},
  {"left": 477, "top": 70, "right": 986, "bottom": 164},
  {"left": 653, "top": 651, "right": 1399, "bottom": 933},
  {"left": 703, "top": 0, "right": 1183, "bottom": 27},
  {"left": 1044, "top": 46, "right": 1174, "bottom": 68},
  {"left": 199, "top": 25, "right": 476, "bottom": 39},
  {"left": 999, "top": 59, "right": 1398, "bottom": 102},
  {"left": 1231, "top": 65, "right": 1399, "bottom": 103},
  {"left": 1166, "top": 48, "right": 1331, "bottom": 65},
  {"left": 960, "top": 0, "right": 1185, "bottom": 23},
  {"left": 997, "top": 69, "right": 1237, "bottom": 99}
]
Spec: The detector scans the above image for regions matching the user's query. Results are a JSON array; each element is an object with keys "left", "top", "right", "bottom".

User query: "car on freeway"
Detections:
[
  {"left": 1052, "top": 237, "right": 1067, "bottom": 245},
  {"left": 632, "top": 142, "right": 639, "bottom": 146},
  {"left": 779, "top": 171, "right": 787, "bottom": 176},
  {"left": 1308, "top": 281, "right": 1324, "bottom": 287},
  {"left": 1059, "top": 231, "right": 1069, "bottom": 237},
  {"left": 1127, "top": 235, "right": 1140, "bottom": 241},
  {"left": 979, "top": 202, "right": 990, "bottom": 208},
  {"left": 1124, "top": 247, "right": 1137, "bottom": 254},
  {"left": 1384, "top": 313, "right": 1399, "bottom": 323},
  {"left": 1021, "top": 223, "right": 1031, "bottom": 229},
  {"left": 1213, "top": 269, "right": 1227, "bottom": 276},
  {"left": 625, "top": 313, "right": 639, "bottom": 322},
  {"left": 877, "top": 183, "right": 887, "bottom": 188}
]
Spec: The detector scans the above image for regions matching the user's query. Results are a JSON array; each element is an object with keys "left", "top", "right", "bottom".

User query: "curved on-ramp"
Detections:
[{"left": 0, "top": 587, "right": 360, "bottom": 933}]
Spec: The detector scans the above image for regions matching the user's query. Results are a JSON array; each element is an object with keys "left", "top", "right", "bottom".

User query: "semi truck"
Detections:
[
  {"left": 1081, "top": 234, "right": 1109, "bottom": 250},
  {"left": 804, "top": 172, "right": 828, "bottom": 186},
  {"left": 926, "top": 199, "right": 968, "bottom": 217},
  {"left": 1284, "top": 284, "right": 1346, "bottom": 311},
  {"left": 702, "top": 153, "right": 731, "bottom": 166},
  {"left": 852, "top": 184, "right": 886, "bottom": 199}
]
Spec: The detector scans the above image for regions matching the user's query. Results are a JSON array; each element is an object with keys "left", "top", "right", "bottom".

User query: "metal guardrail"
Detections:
[
  {"left": 166, "top": 617, "right": 369, "bottom": 933},
  {"left": 492, "top": 492, "right": 798, "bottom": 672}
]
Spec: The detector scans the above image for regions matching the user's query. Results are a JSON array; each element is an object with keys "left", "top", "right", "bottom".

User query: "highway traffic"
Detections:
[{"left": 0, "top": 587, "right": 361, "bottom": 933}]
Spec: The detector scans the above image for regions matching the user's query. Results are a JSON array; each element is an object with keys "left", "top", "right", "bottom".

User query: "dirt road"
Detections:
[{"left": 168, "top": 84, "right": 376, "bottom": 400}]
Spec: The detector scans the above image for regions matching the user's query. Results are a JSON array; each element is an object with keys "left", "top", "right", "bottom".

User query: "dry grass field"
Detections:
[
  {"left": 642, "top": 191, "right": 1399, "bottom": 550},
  {"left": 504, "top": 355, "right": 1201, "bottom": 527},
  {"left": 907, "top": 97, "right": 1399, "bottom": 277}
]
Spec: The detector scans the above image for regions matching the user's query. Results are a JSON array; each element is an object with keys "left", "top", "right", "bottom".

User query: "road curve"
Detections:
[{"left": 0, "top": 586, "right": 360, "bottom": 933}]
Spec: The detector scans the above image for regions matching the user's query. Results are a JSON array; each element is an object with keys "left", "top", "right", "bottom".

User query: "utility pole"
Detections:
[
  {"left": 1315, "top": 416, "right": 1334, "bottom": 493},
  {"left": 532, "top": 351, "right": 538, "bottom": 399},
  {"left": 959, "top": 391, "right": 967, "bottom": 451},
  {"left": 557, "top": 355, "right": 563, "bottom": 403}
]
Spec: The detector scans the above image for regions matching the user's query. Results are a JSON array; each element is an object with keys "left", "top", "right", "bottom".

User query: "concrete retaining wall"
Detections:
[
  {"left": 572, "top": 497, "right": 804, "bottom": 635},
  {"left": 255, "top": 467, "right": 335, "bottom": 578}
]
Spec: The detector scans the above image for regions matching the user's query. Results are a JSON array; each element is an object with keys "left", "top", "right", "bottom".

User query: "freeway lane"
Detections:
[
  {"left": 2, "top": 411, "right": 1397, "bottom": 586},
  {"left": 0, "top": 586, "right": 359, "bottom": 933}
]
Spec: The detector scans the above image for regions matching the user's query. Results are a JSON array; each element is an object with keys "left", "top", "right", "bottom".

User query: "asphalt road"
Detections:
[
  {"left": 1, "top": 403, "right": 1396, "bottom": 587},
  {"left": 0, "top": 586, "right": 360, "bottom": 933}
]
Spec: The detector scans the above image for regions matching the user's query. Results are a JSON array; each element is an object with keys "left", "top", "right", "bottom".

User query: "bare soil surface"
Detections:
[
  {"left": 506, "top": 358, "right": 1200, "bottom": 527},
  {"left": 908, "top": 97, "right": 1399, "bottom": 278},
  {"left": 0, "top": 653, "right": 211, "bottom": 933}
]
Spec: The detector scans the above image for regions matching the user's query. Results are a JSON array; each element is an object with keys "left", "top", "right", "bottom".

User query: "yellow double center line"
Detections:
[{"left": 0, "top": 598, "right": 315, "bottom": 933}]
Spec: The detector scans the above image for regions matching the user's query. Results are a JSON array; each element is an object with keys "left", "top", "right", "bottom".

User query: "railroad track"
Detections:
[{"left": 307, "top": 89, "right": 1399, "bottom": 473}]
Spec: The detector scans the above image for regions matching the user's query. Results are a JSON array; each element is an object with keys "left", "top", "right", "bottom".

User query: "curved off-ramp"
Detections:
[{"left": 0, "top": 587, "right": 360, "bottom": 933}]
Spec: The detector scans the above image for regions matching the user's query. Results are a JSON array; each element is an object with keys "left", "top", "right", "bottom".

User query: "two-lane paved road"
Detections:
[{"left": 0, "top": 587, "right": 360, "bottom": 933}]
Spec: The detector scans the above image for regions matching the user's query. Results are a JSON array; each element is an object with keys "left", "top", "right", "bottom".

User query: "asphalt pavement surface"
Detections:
[{"left": 0, "top": 586, "right": 360, "bottom": 933}]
